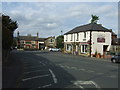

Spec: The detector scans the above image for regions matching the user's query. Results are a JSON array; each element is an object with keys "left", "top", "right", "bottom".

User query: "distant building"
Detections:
[
  {"left": 17, "top": 32, "right": 56, "bottom": 50},
  {"left": 64, "top": 23, "right": 113, "bottom": 57},
  {"left": 44, "top": 36, "right": 56, "bottom": 49},
  {"left": 110, "top": 38, "right": 120, "bottom": 53},
  {"left": 17, "top": 32, "right": 45, "bottom": 50}
]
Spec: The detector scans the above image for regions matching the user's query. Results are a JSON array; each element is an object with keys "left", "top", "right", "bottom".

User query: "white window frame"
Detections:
[
  {"left": 71, "top": 34, "right": 73, "bottom": 41},
  {"left": 81, "top": 45, "right": 87, "bottom": 53},
  {"left": 66, "top": 44, "right": 72, "bottom": 51},
  {"left": 76, "top": 33, "right": 79, "bottom": 41},
  {"left": 84, "top": 32, "right": 86, "bottom": 38}
]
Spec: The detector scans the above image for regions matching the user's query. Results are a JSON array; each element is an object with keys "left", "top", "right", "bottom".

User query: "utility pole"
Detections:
[{"left": 89, "top": 31, "right": 92, "bottom": 57}]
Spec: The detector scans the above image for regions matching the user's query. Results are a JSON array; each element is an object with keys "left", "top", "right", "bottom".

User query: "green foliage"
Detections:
[
  {"left": 12, "top": 38, "right": 17, "bottom": 47},
  {"left": 91, "top": 14, "right": 99, "bottom": 23},
  {"left": 56, "top": 35, "right": 64, "bottom": 49},
  {"left": 2, "top": 14, "right": 18, "bottom": 49}
]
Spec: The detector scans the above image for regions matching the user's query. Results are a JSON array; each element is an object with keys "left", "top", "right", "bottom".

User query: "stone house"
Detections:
[{"left": 44, "top": 36, "right": 56, "bottom": 49}]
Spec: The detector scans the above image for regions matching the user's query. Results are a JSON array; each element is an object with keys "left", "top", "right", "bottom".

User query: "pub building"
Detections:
[{"left": 64, "top": 23, "right": 115, "bottom": 58}]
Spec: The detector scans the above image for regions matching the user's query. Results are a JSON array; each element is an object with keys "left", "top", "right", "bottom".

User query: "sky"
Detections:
[{"left": 2, "top": 2, "right": 118, "bottom": 38}]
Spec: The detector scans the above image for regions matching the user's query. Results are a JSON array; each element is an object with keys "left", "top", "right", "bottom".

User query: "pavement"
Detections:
[{"left": 2, "top": 51, "right": 23, "bottom": 88}]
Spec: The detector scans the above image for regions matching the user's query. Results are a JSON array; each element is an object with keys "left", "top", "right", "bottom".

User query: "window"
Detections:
[
  {"left": 84, "top": 32, "right": 86, "bottom": 38},
  {"left": 66, "top": 35, "right": 68, "bottom": 41},
  {"left": 31, "top": 41, "right": 35, "bottom": 44},
  {"left": 20, "top": 40, "right": 24, "bottom": 44},
  {"left": 77, "top": 33, "right": 79, "bottom": 41},
  {"left": 81, "top": 45, "right": 87, "bottom": 53},
  {"left": 26, "top": 42, "right": 31, "bottom": 44},
  {"left": 71, "top": 34, "right": 73, "bottom": 41},
  {"left": 50, "top": 39, "right": 54, "bottom": 42},
  {"left": 66, "top": 44, "right": 72, "bottom": 51}
]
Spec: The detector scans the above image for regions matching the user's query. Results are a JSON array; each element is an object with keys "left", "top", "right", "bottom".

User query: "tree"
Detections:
[
  {"left": 2, "top": 14, "right": 18, "bottom": 49},
  {"left": 56, "top": 35, "right": 64, "bottom": 49},
  {"left": 91, "top": 14, "right": 99, "bottom": 23}
]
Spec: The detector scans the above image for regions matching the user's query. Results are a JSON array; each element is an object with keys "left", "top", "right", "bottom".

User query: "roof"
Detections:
[
  {"left": 44, "top": 36, "right": 55, "bottom": 40},
  {"left": 37, "top": 38, "right": 46, "bottom": 42},
  {"left": 64, "top": 23, "right": 111, "bottom": 35},
  {"left": 112, "top": 32, "right": 117, "bottom": 36},
  {"left": 18, "top": 36, "right": 46, "bottom": 41},
  {"left": 18, "top": 36, "right": 38, "bottom": 40}
]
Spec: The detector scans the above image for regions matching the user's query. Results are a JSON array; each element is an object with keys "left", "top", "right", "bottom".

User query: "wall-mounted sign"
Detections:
[{"left": 97, "top": 34, "right": 105, "bottom": 43}]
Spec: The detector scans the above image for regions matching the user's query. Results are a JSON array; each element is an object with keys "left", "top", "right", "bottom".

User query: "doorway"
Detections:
[{"left": 103, "top": 45, "right": 108, "bottom": 56}]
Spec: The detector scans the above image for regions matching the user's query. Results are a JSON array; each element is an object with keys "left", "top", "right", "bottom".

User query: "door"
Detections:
[{"left": 103, "top": 45, "right": 108, "bottom": 55}]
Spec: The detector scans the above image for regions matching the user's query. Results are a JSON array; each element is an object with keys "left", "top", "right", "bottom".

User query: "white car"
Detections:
[{"left": 49, "top": 48, "right": 61, "bottom": 52}]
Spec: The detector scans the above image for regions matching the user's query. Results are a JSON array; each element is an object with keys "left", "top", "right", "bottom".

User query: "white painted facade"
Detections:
[{"left": 64, "top": 31, "right": 111, "bottom": 56}]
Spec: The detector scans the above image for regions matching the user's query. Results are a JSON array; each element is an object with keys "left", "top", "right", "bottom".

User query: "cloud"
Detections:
[
  {"left": 2, "top": 2, "right": 118, "bottom": 38},
  {"left": 47, "top": 23, "right": 57, "bottom": 28}
]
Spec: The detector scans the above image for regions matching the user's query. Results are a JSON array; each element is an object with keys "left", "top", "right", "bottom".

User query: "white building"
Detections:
[{"left": 64, "top": 23, "right": 112, "bottom": 57}]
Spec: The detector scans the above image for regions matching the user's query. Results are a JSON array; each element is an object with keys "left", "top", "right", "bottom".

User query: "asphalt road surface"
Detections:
[{"left": 12, "top": 50, "right": 119, "bottom": 89}]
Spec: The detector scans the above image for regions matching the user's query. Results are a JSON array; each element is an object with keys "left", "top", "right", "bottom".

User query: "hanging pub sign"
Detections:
[{"left": 97, "top": 34, "right": 105, "bottom": 43}]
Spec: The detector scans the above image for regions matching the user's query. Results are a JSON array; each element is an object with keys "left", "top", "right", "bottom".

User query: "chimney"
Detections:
[
  {"left": 109, "top": 29, "right": 112, "bottom": 31},
  {"left": 17, "top": 31, "right": 19, "bottom": 37},
  {"left": 37, "top": 32, "right": 39, "bottom": 38}
]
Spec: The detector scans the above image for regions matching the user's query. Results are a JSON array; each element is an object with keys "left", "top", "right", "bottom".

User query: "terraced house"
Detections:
[
  {"left": 17, "top": 32, "right": 45, "bottom": 50},
  {"left": 17, "top": 32, "right": 56, "bottom": 50},
  {"left": 64, "top": 23, "right": 116, "bottom": 58}
]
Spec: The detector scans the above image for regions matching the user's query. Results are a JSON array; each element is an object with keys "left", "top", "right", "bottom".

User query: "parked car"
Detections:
[
  {"left": 49, "top": 48, "right": 61, "bottom": 52},
  {"left": 111, "top": 53, "right": 120, "bottom": 63}
]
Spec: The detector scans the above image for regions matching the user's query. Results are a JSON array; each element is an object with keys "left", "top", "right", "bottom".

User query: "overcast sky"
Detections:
[{"left": 2, "top": 2, "right": 118, "bottom": 38}]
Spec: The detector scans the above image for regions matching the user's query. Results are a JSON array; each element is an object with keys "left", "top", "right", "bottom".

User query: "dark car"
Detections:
[{"left": 111, "top": 53, "right": 120, "bottom": 63}]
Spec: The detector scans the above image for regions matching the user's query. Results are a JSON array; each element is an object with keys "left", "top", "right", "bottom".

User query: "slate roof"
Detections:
[
  {"left": 18, "top": 36, "right": 38, "bottom": 40},
  {"left": 64, "top": 23, "right": 111, "bottom": 35},
  {"left": 18, "top": 36, "right": 46, "bottom": 41},
  {"left": 37, "top": 38, "right": 46, "bottom": 42},
  {"left": 112, "top": 32, "right": 117, "bottom": 36}
]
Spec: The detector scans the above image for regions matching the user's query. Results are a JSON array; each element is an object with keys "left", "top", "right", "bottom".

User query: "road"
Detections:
[{"left": 12, "top": 50, "right": 119, "bottom": 89}]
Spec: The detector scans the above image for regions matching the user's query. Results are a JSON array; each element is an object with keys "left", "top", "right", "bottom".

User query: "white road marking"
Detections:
[
  {"left": 71, "top": 80, "right": 101, "bottom": 89},
  {"left": 22, "top": 74, "right": 50, "bottom": 81},
  {"left": 79, "top": 69, "right": 86, "bottom": 71},
  {"left": 60, "top": 65, "right": 65, "bottom": 68},
  {"left": 65, "top": 66, "right": 71, "bottom": 69},
  {"left": 91, "top": 81, "right": 101, "bottom": 90},
  {"left": 42, "top": 84, "right": 52, "bottom": 88},
  {"left": 71, "top": 67, "right": 77, "bottom": 69},
  {"left": 49, "top": 69, "right": 57, "bottom": 84},
  {"left": 71, "top": 81, "right": 84, "bottom": 89},
  {"left": 38, "top": 84, "right": 52, "bottom": 88},
  {"left": 24, "top": 70, "right": 45, "bottom": 74}
]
